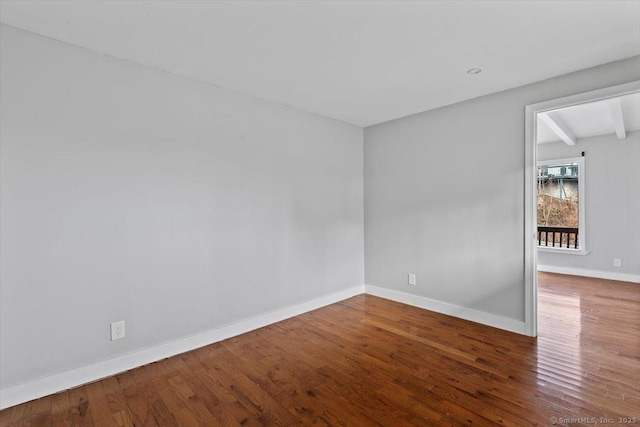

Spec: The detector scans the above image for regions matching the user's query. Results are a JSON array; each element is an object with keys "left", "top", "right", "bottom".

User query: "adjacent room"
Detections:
[{"left": 1, "top": 1, "right": 639, "bottom": 425}]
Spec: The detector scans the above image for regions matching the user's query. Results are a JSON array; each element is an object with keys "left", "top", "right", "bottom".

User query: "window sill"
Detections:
[{"left": 538, "top": 247, "right": 589, "bottom": 255}]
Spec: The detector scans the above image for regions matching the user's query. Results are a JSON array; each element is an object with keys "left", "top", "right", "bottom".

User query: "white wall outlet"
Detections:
[
  {"left": 110, "top": 320, "right": 125, "bottom": 341},
  {"left": 408, "top": 273, "right": 416, "bottom": 286},
  {"left": 613, "top": 258, "right": 622, "bottom": 267}
]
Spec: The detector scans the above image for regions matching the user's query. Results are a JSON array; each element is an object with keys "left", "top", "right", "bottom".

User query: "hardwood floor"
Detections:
[{"left": 1, "top": 272, "right": 639, "bottom": 426}]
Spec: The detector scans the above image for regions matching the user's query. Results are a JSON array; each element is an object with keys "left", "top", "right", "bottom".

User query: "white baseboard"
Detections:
[
  {"left": 1, "top": 282, "right": 541, "bottom": 410},
  {"left": 0, "top": 285, "right": 365, "bottom": 410},
  {"left": 365, "top": 285, "right": 526, "bottom": 335},
  {"left": 537, "top": 264, "right": 640, "bottom": 283}
]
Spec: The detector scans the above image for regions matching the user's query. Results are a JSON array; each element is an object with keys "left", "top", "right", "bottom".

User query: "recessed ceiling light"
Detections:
[{"left": 467, "top": 68, "right": 482, "bottom": 75}]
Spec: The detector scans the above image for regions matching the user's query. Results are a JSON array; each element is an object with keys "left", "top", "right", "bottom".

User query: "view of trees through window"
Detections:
[{"left": 537, "top": 162, "right": 579, "bottom": 248}]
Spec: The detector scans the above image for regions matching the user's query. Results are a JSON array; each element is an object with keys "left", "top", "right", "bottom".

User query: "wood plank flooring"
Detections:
[{"left": 1, "top": 272, "right": 639, "bottom": 426}]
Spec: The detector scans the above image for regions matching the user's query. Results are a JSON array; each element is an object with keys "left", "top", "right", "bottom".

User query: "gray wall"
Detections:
[
  {"left": 538, "top": 131, "right": 640, "bottom": 277},
  {"left": 364, "top": 56, "right": 640, "bottom": 322},
  {"left": 0, "top": 25, "right": 364, "bottom": 388}
]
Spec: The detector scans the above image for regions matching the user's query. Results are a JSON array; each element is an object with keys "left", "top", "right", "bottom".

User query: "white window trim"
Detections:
[
  {"left": 538, "top": 247, "right": 589, "bottom": 255},
  {"left": 537, "top": 156, "right": 587, "bottom": 255}
]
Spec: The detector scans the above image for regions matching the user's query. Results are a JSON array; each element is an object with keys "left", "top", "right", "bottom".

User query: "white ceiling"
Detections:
[
  {"left": 1, "top": 1, "right": 639, "bottom": 127},
  {"left": 537, "top": 92, "right": 640, "bottom": 144}
]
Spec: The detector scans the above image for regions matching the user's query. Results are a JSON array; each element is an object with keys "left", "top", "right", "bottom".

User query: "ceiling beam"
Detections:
[
  {"left": 608, "top": 97, "right": 626, "bottom": 139},
  {"left": 538, "top": 111, "right": 576, "bottom": 145}
]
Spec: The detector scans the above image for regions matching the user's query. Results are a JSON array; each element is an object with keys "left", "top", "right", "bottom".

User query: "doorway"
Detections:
[{"left": 524, "top": 80, "right": 640, "bottom": 336}]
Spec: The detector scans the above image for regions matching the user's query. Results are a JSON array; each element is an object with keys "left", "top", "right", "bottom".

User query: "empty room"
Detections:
[{"left": 1, "top": 1, "right": 639, "bottom": 425}]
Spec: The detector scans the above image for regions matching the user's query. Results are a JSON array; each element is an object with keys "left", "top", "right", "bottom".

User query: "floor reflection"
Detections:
[{"left": 535, "top": 272, "right": 640, "bottom": 418}]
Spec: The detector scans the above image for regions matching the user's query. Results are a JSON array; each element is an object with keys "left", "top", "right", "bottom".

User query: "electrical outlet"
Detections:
[
  {"left": 408, "top": 273, "right": 416, "bottom": 286},
  {"left": 110, "top": 320, "right": 125, "bottom": 341},
  {"left": 613, "top": 258, "right": 622, "bottom": 268}
]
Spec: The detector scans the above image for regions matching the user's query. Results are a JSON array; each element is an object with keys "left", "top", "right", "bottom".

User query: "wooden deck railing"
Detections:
[{"left": 538, "top": 226, "right": 579, "bottom": 249}]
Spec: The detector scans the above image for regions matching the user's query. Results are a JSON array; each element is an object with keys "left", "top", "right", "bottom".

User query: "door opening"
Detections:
[{"left": 524, "top": 81, "right": 640, "bottom": 337}]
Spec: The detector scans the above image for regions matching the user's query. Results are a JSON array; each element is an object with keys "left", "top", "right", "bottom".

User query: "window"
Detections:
[{"left": 537, "top": 156, "right": 586, "bottom": 253}]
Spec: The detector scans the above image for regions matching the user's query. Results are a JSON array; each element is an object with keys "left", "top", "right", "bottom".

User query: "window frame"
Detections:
[{"left": 536, "top": 156, "right": 587, "bottom": 254}]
